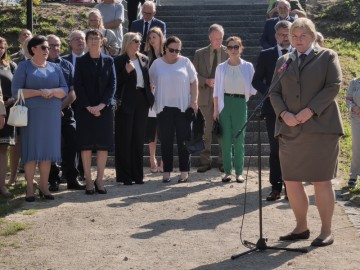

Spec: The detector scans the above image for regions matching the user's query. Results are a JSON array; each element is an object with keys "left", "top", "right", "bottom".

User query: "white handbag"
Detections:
[{"left": 7, "top": 89, "right": 28, "bottom": 127}]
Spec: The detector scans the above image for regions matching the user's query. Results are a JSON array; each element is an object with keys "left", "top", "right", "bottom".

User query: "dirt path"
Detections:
[{"left": 0, "top": 168, "right": 359, "bottom": 270}]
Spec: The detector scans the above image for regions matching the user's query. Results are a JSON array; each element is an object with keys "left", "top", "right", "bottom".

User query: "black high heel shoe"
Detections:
[
  {"left": 94, "top": 180, "right": 107, "bottom": 194},
  {"left": 25, "top": 196, "right": 35, "bottom": 202},
  {"left": 39, "top": 190, "right": 55, "bottom": 200}
]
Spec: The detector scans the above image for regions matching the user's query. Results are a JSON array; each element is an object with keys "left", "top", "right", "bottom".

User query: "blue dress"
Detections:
[{"left": 11, "top": 60, "right": 68, "bottom": 164}]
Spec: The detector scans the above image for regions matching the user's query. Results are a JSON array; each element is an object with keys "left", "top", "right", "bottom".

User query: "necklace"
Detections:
[{"left": 31, "top": 59, "right": 47, "bottom": 68}]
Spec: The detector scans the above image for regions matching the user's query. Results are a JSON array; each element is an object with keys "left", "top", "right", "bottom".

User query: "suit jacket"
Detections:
[
  {"left": 269, "top": 47, "right": 344, "bottom": 137},
  {"left": 260, "top": 16, "right": 295, "bottom": 49},
  {"left": 73, "top": 52, "right": 116, "bottom": 108},
  {"left": 11, "top": 50, "right": 25, "bottom": 64},
  {"left": 114, "top": 53, "right": 154, "bottom": 114},
  {"left": 252, "top": 46, "right": 279, "bottom": 115},
  {"left": 193, "top": 45, "right": 228, "bottom": 106},
  {"left": 130, "top": 17, "right": 166, "bottom": 51},
  {"left": 62, "top": 54, "right": 74, "bottom": 66}
]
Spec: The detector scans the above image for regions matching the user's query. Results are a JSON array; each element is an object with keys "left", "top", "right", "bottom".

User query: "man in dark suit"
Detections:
[
  {"left": 10, "top": 29, "right": 32, "bottom": 62},
  {"left": 260, "top": 0, "right": 295, "bottom": 49},
  {"left": 62, "top": 30, "right": 86, "bottom": 181},
  {"left": 130, "top": 1, "right": 166, "bottom": 52},
  {"left": 127, "top": 0, "right": 145, "bottom": 30},
  {"left": 193, "top": 24, "right": 228, "bottom": 173},
  {"left": 252, "top": 20, "right": 293, "bottom": 201},
  {"left": 47, "top": 34, "right": 85, "bottom": 191},
  {"left": 62, "top": 30, "right": 86, "bottom": 71}
]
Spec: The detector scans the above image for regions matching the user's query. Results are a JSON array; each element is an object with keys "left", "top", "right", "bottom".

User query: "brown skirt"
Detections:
[{"left": 279, "top": 133, "right": 340, "bottom": 182}]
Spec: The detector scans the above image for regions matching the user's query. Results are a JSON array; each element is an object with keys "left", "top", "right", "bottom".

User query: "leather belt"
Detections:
[
  {"left": 136, "top": 87, "right": 145, "bottom": 90},
  {"left": 224, "top": 93, "right": 245, "bottom": 98}
]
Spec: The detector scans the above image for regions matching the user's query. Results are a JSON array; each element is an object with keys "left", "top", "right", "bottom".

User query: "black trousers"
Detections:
[
  {"left": 264, "top": 113, "right": 283, "bottom": 192},
  {"left": 49, "top": 107, "right": 81, "bottom": 184},
  {"left": 157, "top": 107, "right": 191, "bottom": 172},
  {"left": 127, "top": 0, "right": 145, "bottom": 29},
  {"left": 115, "top": 90, "right": 149, "bottom": 184}
]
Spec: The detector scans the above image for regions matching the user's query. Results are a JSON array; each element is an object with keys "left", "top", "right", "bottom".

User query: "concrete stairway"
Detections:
[{"left": 139, "top": 1, "right": 271, "bottom": 168}]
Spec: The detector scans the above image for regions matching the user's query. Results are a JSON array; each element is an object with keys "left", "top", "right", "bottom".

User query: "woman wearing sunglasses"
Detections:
[
  {"left": 74, "top": 29, "right": 116, "bottom": 194},
  {"left": 213, "top": 36, "right": 257, "bottom": 183},
  {"left": 149, "top": 36, "right": 198, "bottom": 183},
  {"left": 114, "top": 32, "right": 154, "bottom": 185},
  {"left": 11, "top": 35, "right": 68, "bottom": 201}
]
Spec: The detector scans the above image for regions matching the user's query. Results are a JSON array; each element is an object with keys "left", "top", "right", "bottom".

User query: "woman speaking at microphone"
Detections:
[{"left": 270, "top": 18, "right": 343, "bottom": 247}]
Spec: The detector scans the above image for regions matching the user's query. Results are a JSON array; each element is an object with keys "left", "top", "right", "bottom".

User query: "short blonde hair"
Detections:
[
  {"left": 226, "top": 36, "right": 244, "bottom": 53},
  {"left": 290, "top": 18, "right": 317, "bottom": 41},
  {"left": 121, "top": 32, "right": 142, "bottom": 55}
]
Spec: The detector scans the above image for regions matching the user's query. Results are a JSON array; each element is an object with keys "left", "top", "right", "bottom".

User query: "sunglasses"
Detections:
[
  {"left": 226, "top": 45, "right": 240, "bottom": 50},
  {"left": 37, "top": 45, "right": 50, "bottom": 51},
  {"left": 167, "top": 48, "right": 181, "bottom": 54},
  {"left": 133, "top": 39, "right": 141, "bottom": 44}
]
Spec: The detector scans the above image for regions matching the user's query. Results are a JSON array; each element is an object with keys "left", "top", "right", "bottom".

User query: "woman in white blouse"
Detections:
[
  {"left": 213, "top": 36, "right": 257, "bottom": 183},
  {"left": 149, "top": 36, "right": 198, "bottom": 183}
]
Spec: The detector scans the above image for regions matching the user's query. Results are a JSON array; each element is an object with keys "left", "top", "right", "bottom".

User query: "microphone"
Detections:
[{"left": 277, "top": 53, "right": 296, "bottom": 73}]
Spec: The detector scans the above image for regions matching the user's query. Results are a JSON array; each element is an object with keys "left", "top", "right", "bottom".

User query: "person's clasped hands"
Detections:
[{"left": 281, "top": 107, "right": 314, "bottom": 126}]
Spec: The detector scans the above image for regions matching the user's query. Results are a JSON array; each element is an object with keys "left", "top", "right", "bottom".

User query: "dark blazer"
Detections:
[
  {"left": 193, "top": 45, "right": 228, "bottom": 106},
  {"left": 73, "top": 52, "right": 116, "bottom": 108},
  {"left": 270, "top": 47, "right": 344, "bottom": 137},
  {"left": 260, "top": 16, "right": 295, "bottom": 49},
  {"left": 252, "top": 46, "right": 279, "bottom": 115},
  {"left": 130, "top": 17, "right": 166, "bottom": 51},
  {"left": 114, "top": 53, "right": 154, "bottom": 114},
  {"left": 62, "top": 54, "right": 74, "bottom": 66}
]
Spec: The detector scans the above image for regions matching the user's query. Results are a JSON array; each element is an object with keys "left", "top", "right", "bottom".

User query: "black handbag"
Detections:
[
  {"left": 185, "top": 137, "right": 205, "bottom": 154},
  {"left": 212, "top": 120, "right": 222, "bottom": 137}
]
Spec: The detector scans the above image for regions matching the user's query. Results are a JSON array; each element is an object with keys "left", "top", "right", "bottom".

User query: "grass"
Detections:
[
  {"left": 21, "top": 209, "right": 38, "bottom": 216},
  {"left": 0, "top": 221, "right": 29, "bottom": 236}
]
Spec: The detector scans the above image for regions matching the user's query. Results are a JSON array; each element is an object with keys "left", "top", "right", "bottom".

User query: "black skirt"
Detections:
[
  {"left": 76, "top": 106, "right": 114, "bottom": 151},
  {"left": 145, "top": 117, "right": 158, "bottom": 143}
]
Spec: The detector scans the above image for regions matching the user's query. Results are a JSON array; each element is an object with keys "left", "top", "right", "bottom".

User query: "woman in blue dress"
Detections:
[{"left": 12, "top": 35, "right": 68, "bottom": 202}]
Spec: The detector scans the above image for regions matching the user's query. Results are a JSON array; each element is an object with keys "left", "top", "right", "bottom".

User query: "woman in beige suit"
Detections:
[{"left": 270, "top": 18, "right": 343, "bottom": 247}]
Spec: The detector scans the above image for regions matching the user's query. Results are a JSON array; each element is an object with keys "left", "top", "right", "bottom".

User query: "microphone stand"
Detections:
[{"left": 231, "top": 66, "right": 308, "bottom": 260}]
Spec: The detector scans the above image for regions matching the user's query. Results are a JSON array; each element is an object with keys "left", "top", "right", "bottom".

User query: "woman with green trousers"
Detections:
[{"left": 213, "top": 36, "right": 257, "bottom": 183}]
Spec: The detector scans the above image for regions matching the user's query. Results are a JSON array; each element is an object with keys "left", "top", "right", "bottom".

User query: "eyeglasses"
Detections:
[
  {"left": 142, "top": 11, "right": 153, "bottom": 16},
  {"left": 167, "top": 48, "right": 181, "bottom": 54},
  {"left": 132, "top": 39, "right": 141, "bottom": 44},
  {"left": 37, "top": 45, "right": 50, "bottom": 51},
  {"left": 277, "top": 33, "right": 289, "bottom": 39},
  {"left": 226, "top": 45, "right": 240, "bottom": 50},
  {"left": 49, "top": 44, "right": 60, "bottom": 49},
  {"left": 71, "top": 37, "right": 85, "bottom": 42},
  {"left": 88, "top": 37, "right": 101, "bottom": 41}
]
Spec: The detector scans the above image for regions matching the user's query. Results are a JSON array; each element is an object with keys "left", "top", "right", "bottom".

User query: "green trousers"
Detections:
[{"left": 219, "top": 95, "right": 247, "bottom": 175}]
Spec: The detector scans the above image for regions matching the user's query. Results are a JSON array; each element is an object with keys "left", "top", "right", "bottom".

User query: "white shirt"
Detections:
[
  {"left": 149, "top": 56, "right": 197, "bottom": 114},
  {"left": 133, "top": 59, "right": 144, "bottom": 88},
  {"left": 224, "top": 64, "right": 246, "bottom": 95}
]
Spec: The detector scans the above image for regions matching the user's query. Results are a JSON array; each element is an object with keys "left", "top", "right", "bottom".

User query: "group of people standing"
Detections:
[{"left": 0, "top": 0, "right": 357, "bottom": 249}]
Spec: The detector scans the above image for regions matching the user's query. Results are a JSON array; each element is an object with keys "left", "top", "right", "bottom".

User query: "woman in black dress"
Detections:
[
  {"left": 0, "top": 37, "right": 16, "bottom": 197},
  {"left": 74, "top": 29, "right": 116, "bottom": 194},
  {"left": 114, "top": 32, "right": 154, "bottom": 185}
]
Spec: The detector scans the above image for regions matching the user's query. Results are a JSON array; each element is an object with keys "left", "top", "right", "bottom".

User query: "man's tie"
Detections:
[
  {"left": 299, "top": 53, "right": 307, "bottom": 69},
  {"left": 143, "top": 21, "right": 149, "bottom": 42},
  {"left": 281, "top": 49, "right": 288, "bottom": 55},
  {"left": 209, "top": 49, "right": 218, "bottom": 79}
]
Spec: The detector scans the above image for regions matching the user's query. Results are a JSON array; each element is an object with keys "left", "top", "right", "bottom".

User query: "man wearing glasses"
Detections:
[
  {"left": 47, "top": 34, "right": 85, "bottom": 192},
  {"left": 63, "top": 30, "right": 86, "bottom": 71},
  {"left": 130, "top": 1, "right": 166, "bottom": 52},
  {"left": 252, "top": 20, "right": 293, "bottom": 201},
  {"left": 260, "top": 0, "right": 295, "bottom": 49},
  {"left": 193, "top": 24, "right": 228, "bottom": 173}
]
